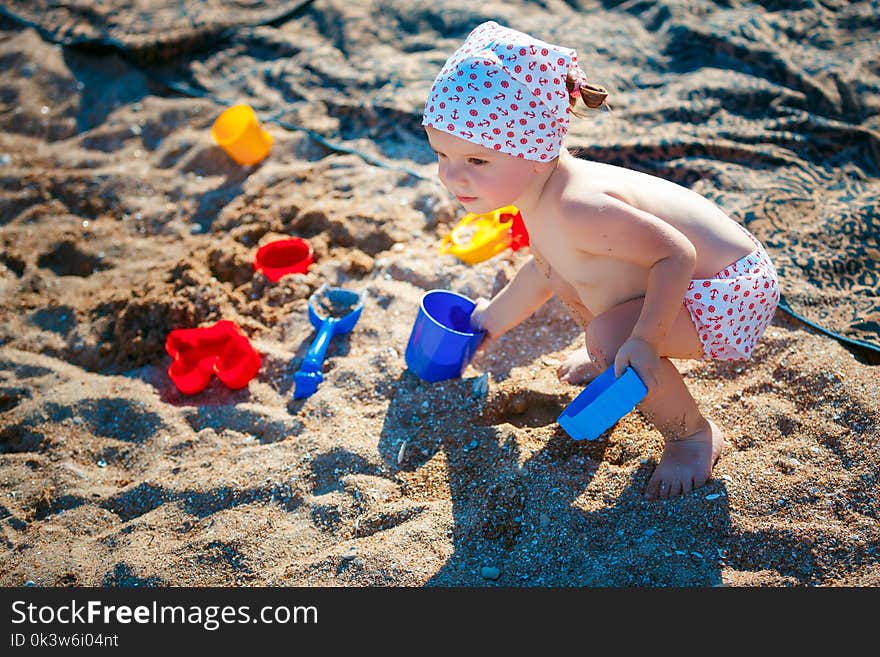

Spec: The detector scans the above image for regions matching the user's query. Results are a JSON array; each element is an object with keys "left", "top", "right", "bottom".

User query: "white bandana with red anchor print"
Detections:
[{"left": 422, "top": 21, "right": 583, "bottom": 161}]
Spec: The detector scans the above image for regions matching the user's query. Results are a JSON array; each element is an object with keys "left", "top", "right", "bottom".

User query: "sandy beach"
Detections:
[{"left": 1, "top": 0, "right": 878, "bottom": 587}]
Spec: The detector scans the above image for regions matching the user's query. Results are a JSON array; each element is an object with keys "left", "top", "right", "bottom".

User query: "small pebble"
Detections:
[
  {"left": 471, "top": 373, "right": 489, "bottom": 398},
  {"left": 397, "top": 441, "right": 407, "bottom": 466},
  {"left": 480, "top": 566, "right": 501, "bottom": 581}
]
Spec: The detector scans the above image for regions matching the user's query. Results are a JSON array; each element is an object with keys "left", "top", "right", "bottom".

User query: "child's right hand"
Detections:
[{"left": 469, "top": 297, "right": 496, "bottom": 352}]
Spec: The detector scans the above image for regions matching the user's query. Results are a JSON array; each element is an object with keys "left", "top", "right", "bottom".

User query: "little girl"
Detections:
[{"left": 422, "top": 21, "right": 779, "bottom": 500}]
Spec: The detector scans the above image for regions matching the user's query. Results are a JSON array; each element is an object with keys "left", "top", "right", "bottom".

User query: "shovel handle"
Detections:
[{"left": 301, "top": 319, "right": 337, "bottom": 373}]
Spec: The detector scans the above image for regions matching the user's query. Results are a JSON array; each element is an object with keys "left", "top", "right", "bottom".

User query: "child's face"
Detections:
[{"left": 425, "top": 126, "right": 540, "bottom": 214}]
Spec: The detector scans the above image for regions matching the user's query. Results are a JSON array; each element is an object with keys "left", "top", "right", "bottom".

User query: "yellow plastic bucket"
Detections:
[{"left": 211, "top": 104, "right": 273, "bottom": 165}]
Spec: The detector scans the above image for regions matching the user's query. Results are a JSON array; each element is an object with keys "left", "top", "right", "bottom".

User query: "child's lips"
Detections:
[{"left": 456, "top": 195, "right": 477, "bottom": 203}]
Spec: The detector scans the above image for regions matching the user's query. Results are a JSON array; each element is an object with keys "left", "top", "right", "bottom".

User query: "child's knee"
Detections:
[
  {"left": 584, "top": 302, "right": 641, "bottom": 370},
  {"left": 584, "top": 318, "right": 621, "bottom": 370}
]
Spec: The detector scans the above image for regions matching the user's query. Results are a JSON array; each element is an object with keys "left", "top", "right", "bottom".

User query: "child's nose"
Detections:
[{"left": 439, "top": 161, "right": 466, "bottom": 188}]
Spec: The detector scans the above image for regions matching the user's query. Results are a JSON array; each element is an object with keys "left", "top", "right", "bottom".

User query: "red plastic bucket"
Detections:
[{"left": 253, "top": 237, "right": 314, "bottom": 282}]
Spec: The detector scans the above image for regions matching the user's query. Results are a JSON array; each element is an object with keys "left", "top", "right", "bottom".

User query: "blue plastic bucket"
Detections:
[{"left": 405, "top": 290, "right": 485, "bottom": 382}]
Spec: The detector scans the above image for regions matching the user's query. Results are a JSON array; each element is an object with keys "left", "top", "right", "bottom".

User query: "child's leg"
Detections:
[
  {"left": 582, "top": 298, "right": 723, "bottom": 499},
  {"left": 636, "top": 359, "right": 723, "bottom": 500}
]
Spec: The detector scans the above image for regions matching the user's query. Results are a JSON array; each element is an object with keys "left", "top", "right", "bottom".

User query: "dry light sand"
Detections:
[{"left": 1, "top": 0, "right": 878, "bottom": 587}]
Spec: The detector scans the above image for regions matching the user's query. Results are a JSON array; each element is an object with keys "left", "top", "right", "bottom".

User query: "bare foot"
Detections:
[
  {"left": 644, "top": 420, "right": 724, "bottom": 500},
  {"left": 557, "top": 347, "right": 601, "bottom": 385}
]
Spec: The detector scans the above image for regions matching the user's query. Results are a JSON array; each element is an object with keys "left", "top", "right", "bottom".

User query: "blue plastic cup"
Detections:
[
  {"left": 405, "top": 290, "right": 486, "bottom": 382},
  {"left": 557, "top": 365, "right": 648, "bottom": 440}
]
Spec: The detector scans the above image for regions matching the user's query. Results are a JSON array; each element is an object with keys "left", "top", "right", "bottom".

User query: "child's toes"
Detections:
[
  {"left": 556, "top": 363, "right": 567, "bottom": 381},
  {"left": 644, "top": 475, "right": 663, "bottom": 500},
  {"left": 680, "top": 476, "right": 695, "bottom": 496}
]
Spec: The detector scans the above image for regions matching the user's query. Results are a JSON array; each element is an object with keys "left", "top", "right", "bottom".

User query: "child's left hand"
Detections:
[{"left": 614, "top": 337, "right": 661, "bottom": 392}]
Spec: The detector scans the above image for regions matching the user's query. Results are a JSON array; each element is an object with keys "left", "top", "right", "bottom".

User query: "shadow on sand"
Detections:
[{"left": 378, "top": 370, "right": 732, "bottom": 587}]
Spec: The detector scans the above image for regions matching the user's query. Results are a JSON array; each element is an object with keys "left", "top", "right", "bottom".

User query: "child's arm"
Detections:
[
  {"left": 562, "top": 193, "right": 696, "bottom": 389},
  {"left": 615, "top": 246, "right": 694, "bottom": 390},
  {"left": 470, "top": 256, "right": 553, "bottom": 346}
]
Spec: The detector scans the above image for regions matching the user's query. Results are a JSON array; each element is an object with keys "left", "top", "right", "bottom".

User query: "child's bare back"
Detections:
[{"left": 526, "top": 153, "right": 757, "bottom": 323}]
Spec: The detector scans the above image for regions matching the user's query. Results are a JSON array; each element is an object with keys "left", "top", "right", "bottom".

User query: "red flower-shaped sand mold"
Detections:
[{"left": 165, "top": 320, "right": 261, "bottom": 395}]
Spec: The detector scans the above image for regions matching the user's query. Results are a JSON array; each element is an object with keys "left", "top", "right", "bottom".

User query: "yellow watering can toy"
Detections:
[{"left": 439, "top": 206, "right": 530, "bottom": 265}]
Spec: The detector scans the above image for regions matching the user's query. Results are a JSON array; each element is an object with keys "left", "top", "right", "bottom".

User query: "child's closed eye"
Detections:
[{"left": 467, "top": 157, "right": 488, "bottom": 166}]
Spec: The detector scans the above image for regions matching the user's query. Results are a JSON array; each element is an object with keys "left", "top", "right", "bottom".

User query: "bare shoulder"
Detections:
[
  {"left": 558, "top": 155, "right": 734, "bottom": 228},
  {"left": 550, "top": 158, "right": 642, "bottom": 224},
  {"left": 554, "top": 189, "right": 642, "bottom": 233},
  {"left": 540, "top": 191, "right": 639, "bottom": 258}
]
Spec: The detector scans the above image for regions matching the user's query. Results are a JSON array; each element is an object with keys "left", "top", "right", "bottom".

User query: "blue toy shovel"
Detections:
[
  {"left": 557, "top": 366, "right": 648, "bottom": 441},
  {"left": 293, "top": 284, "right": 365, "bottom": 399}
]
